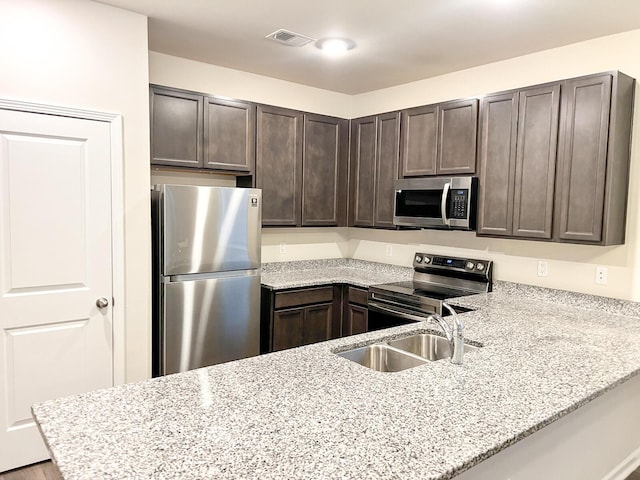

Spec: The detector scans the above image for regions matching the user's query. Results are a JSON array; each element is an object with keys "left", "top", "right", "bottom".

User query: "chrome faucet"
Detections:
[{"left": 427, "top": 303, "right": 464, "bottom": 364}]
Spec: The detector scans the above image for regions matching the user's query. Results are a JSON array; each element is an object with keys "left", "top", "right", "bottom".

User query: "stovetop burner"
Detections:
[{"left": 370, "top": 280, "right": 476, "bottom": 301}]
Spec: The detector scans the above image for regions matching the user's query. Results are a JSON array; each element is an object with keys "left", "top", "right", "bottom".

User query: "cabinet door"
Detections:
[
  {"left": 512, "top": 84, "right": 560, "bottom": 239},
  {"left": 203, "top": 97, "right": 255, "bottom": 173},
  {"left": 272, "top": 308, "right": 304, "bottom": 351},
  {"left": 437, "top": 98, "right": 478, "bottom": 175},
  {"left": 256, "top": 105, "right": 303, "bottom": 226},
  {"left": 302, "top": 303, "right": 332, "bottom": 345},
  {"left": 476, "top": 92, "right": 518, "bottom": 236},
  {"left": 349, "top": 116, "right": 377, "bottom": 227},
  {"left": 343, "top": 304, "right": 368, "bottom": 336},
  {"left": 554, "top": 75, "right": 612, "bottom": 243},
  {"left": 302, "top": 114, "right": 349, "bottom": 226},
  {"left": 400, "top": 105, "right": 438, "bottom": 177},
  {"left": 374, "top": 112, "right": 400, "bottom": 228},
  {"left": 150, "top": 87, "right": 203, "bottom": 168}
]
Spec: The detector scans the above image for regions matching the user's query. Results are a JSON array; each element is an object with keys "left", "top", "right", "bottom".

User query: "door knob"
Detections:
[{"left": 96, "top": 297, "right": 109, "bottom": 309}]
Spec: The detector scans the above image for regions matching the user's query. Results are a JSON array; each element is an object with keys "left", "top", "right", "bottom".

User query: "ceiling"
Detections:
[{"left": 95, "top": 0, "right": 640, "bottom": 95}]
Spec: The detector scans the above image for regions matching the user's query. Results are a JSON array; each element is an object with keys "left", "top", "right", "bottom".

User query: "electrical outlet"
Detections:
[
  {"left": 537, "top": 260, "right": 548, "bottom": 277},
  {"left": 385, "top": 244, "right": 393, "bottom": 257},
  {"left": 595, "top": 266, "right": 608, "bottom": 285},
  {"left": 279, "top": 242, "right": 286, "bottom": 254}
]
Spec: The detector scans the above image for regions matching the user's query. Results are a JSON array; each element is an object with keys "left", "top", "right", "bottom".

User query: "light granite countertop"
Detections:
[
  {"left": 32, "top": 263, "right": 640, "bottom": 480},
  {"left": 260, "top": 258, "right": 413, "bottom": 290}
]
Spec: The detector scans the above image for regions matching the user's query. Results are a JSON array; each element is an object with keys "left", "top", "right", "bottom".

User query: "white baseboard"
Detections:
[{"left": 603, "top": 445, "right": 640, "bottom": 480}]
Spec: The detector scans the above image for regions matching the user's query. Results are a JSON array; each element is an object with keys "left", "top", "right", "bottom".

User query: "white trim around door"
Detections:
[{"left": 0, "top": 97, "right": 126, "bottom": 386}]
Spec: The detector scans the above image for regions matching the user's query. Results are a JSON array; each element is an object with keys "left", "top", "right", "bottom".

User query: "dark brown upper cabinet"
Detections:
[
  {"left": 512, "top": 84, "right": 561, "bottom": 239},
  {"left": 349, "top": 112, "right": 400, "bottom": 228},
  {"left": 554, "top": 72, "right": 634, "bottom": 245},
  {"left": 203, "top": 97, "right": 255, "bottom": 173},
  {"left": 349, "top": 116, "right": 377, "bottom": 227},
  {"left": 375, "top": 112, "right": 401, "bottom": 228},
  {"left": 150, "top": 86, "right": 203, "bottom": 168},
  {"left": 477, "top": 83, "right": 560, "bottom": 239},
  {"left": 400, "top": 105, "right": 438, "bottom": 176},
  {"left": 400, "top": 98, "right": 478, "bottom": 177},
  {"left": 256, "top": 110, "right": 348, "bottom": 227},
  {"left": 150, "top": 85, "right": 255, "bottom": 174},
  {"left": 476, "top": 92, "right": 518, "bottom": 236},
  {"left": 256, "top": 105, "right": 304, "bottom": 226},
  {"left": 301, "top": 114, "right": 349, "bottom": 226},
  {"left": 477, "top": 71, "right": 634, "bottom": 245},
  {"left": 437, "top": 98, "right": 479, "bottom": 175}
]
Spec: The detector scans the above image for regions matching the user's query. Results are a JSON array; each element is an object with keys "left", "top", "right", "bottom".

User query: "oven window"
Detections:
[
  {"left": 395, "top": 189, "right": 443, "bottom": 218},
  {"left": 368, "top": 308, "right": 421, "bottom": 332}
]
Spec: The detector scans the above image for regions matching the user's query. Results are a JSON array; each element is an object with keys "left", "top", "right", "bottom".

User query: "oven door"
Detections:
[{"left": 367, "top": 292, "right": 441, "bottom": 332}]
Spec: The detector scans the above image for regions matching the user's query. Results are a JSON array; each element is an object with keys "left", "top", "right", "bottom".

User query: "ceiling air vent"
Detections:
[{"left": 266, "top": 29, "right": 316, "bottom": 47}]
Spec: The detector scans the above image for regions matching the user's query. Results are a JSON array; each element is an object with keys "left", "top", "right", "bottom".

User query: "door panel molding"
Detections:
[{"left": 0, "top": 98, "right": 125, "bottom": 386}]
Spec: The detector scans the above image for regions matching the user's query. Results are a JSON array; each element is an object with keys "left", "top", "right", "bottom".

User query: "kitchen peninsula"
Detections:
[{"left": 32, "top": 262, "right": 640, "bottom": 479}]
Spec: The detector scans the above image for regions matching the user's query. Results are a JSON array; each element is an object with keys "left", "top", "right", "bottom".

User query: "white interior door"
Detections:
[{"left": 0, "top": 109, "right": 114, "bottom": 471}]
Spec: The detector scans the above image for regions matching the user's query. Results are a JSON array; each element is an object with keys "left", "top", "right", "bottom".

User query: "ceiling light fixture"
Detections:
[{"left": 316, "top": 38, "right": 356, "bottom": 57}]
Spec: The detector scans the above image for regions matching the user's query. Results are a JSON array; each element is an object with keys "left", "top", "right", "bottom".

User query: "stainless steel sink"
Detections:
[
  {"left": 337, "top": 334, "right": 480, "bottom": 372},
  {"left": 337, "top": 344, "right": 427, "bottom": 372},
  {"left": 387, "top": 333, "right": 479, "bottom": 361}
]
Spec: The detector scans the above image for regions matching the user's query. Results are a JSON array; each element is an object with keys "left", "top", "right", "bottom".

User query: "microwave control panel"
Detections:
[{"left": 448, "top": 189, "right": 469, "bottom": 219}]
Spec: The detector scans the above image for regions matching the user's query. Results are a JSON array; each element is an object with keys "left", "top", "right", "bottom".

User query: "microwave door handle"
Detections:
[{"left": 441, "top": 182, "right": 451, "bottom": 226}]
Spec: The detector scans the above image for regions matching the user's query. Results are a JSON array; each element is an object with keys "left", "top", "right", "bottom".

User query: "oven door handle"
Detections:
[
  {"left": 368, "top": 302, "right": 430, "bottom": 323},
  {"left": 441, "top": 181, "right": 451, "bottom": 227}
]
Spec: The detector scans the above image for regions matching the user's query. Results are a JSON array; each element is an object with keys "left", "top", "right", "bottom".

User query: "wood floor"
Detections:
[
  {"left": 2, "top": 460, "right": 640, "bottom": 479},
  {"left": 629, "top": 466, "right": 640, "bottom": 480},
  {"left": 0, "top": 461, "right": 62, "bottom": 480}
]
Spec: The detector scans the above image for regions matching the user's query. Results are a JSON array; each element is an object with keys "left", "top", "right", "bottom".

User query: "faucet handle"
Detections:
[{"left": 442, "top": 302, "right": 464, "bottom": 334}]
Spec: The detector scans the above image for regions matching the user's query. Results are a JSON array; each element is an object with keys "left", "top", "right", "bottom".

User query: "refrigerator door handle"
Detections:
[{"left": 166, "top": 269, "right": 260, "bottom": 283}]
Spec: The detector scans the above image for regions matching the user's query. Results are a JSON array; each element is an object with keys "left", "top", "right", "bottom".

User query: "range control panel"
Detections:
[{"left": 413, "top": 252, "right": 491, "bottom": 275}]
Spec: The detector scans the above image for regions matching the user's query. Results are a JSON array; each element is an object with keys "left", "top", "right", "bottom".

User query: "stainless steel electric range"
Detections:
[{"left": 367, "top": 252, "right": 493, "bottom": 331}]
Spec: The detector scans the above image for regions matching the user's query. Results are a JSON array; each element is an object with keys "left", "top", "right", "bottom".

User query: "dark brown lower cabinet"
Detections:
[
  {"left": 262, "top": 284, "right": 370, "bottom": 353},
  {"left": 272, "top": 304, "right": 334, "bottom": 351},
  {"left": 272, "top": 308, "right": 305, "bottom": 352},
  {"left": 342, "top": 286, "right": 368, "bottom": 336},
  {"left": 263, "top": 286, "right": 341, "bottom": 352}
]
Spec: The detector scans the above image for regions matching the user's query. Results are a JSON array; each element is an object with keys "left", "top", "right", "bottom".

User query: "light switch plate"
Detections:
[{"left": 537, "top": 260, "right": 548, "bottom": 277}]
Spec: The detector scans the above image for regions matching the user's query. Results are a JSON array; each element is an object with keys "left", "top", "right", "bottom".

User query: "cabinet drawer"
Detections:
[
  {"left": 274, "top": 286, "right": 334, "bottom": 309},
  {"left": 348, "top": 287, "right": 368, "bottom": 306}
]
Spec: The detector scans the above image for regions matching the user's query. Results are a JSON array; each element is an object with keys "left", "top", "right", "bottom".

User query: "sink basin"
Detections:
[
  {"left": 387, "top": 333, "right": 479, "bottom": 361},
  {"left": 337, "top": 344, "right": 427, "bottom": 372}
]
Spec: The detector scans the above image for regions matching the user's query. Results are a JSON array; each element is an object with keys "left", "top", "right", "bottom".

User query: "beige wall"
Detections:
[
  {"left": 149, "top": 52, "right": 353, "bottom": 118},
  {"left": 0, "top": 0, "right": 152, "bottom": 382}
]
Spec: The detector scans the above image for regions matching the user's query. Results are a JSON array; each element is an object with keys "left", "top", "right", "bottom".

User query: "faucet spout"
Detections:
[{"left": 427, "top": 302, "right": 465, "bottom": 364}]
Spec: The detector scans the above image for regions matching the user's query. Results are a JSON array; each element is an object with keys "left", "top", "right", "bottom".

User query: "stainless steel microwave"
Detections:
[{"left": 393, "top": 176, "right": 478, "bottom": 230}]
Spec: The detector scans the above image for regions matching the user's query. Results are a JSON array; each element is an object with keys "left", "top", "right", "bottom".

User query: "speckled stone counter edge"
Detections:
[
  {"left": 493, "top": 280, "right": 640, "bottom": 318},
  {"left": 263, "top": 258, "right": 640, "bottom": 317},
  {"left": 262, "top": 258, "right": 413, "bottom": 276}
]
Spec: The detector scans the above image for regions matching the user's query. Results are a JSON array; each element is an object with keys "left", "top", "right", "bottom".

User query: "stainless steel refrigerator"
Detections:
[{"left": 152, "top": 184, "right": 261, "bottom": 376}]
